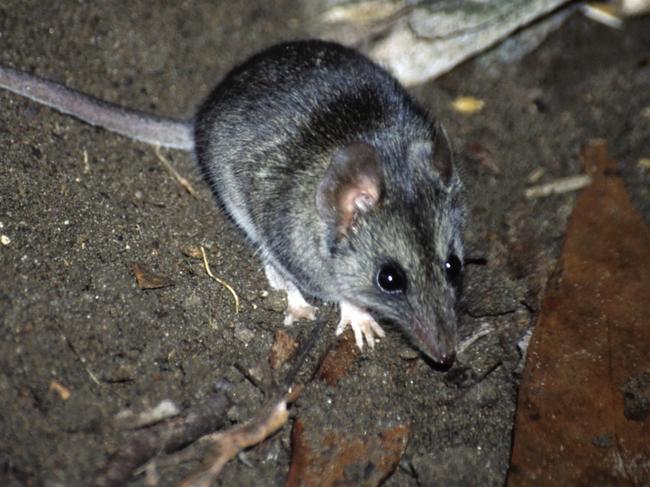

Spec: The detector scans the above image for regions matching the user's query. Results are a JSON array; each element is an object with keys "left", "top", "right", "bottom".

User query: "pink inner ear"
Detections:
[
  {"left": 318, "top": 141, "right": 384, "bottom": 240},
  {"left": 336, "top": 181, "right": 380, "bottom": 236},
  {"left": 350, "top": 172, "right": 381, "bottom": 208},
  {"left": 354, "top": 191, "right": 378, "bottom": 212}
]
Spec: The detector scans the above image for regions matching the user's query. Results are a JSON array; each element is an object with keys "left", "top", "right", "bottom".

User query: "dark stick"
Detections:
[{"left": 92, "top": 394, "right": 230, "bottom": 487}]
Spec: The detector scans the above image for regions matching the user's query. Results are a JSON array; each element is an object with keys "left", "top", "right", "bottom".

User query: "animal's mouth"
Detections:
[{"left": 412, "top": 316, "right": 456, "bottom": 367}]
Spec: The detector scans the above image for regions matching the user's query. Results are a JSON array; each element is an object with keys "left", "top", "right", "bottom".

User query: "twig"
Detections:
[
  {"left": 457, "top": 322, "right": 493, "bottom": 355},
  {"left": 113, "top": 399, "right": 180, "bottom": 430},
  {"left": 154, "top": 145, "right": 197, "bottom": 196},
  {"left": 92, "top": 314, "right": 326, "bottom": 486},
  {"left": 179, "top": 319, "right": 325, "bottom": 486},
  {"left": 178, "top": 390, "right": 299, "bottom": 487},
  {"left": 82, "top": 149, "right": 90, "bottom": 173},
  {"left": 200, "top": 246, "right": 240, "bottom": 314},
  {"left": 282, "top": 318, "right": 325, "bottom": 389},
  {"left": 57, "top": 325, "right": 101, "bottom": 385},
  {"left": 524, "top": 174, "right": 592, "bottom": 199},
  {"left": 234, "top": 362, "right": 272, "bottom": 392},
  {"left": 92, "top": 394, "right": 230, "bottom": 487}
]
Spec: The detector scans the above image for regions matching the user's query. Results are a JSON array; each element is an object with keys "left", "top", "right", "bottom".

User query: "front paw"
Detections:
[
  {"left": 336, "top": 300, "right": 385, "bottom": 351},
  {"left": 284, "top": 293, "right": 318, "bottom": 326},
  {"left": 264, "top": 263, "right": 318, "bottom": 325}
]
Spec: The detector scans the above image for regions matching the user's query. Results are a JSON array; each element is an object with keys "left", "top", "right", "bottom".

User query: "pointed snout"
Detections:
[
  {"left": 437, "top": 350, "right": 456, "bottom": 367},
  {"left": 412, "top": 316, "right": 457, "bottom": 367}
]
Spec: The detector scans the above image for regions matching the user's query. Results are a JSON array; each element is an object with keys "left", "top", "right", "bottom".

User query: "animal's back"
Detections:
[{"left": 193, "top": 40, "right": 432, "bottom": 268}]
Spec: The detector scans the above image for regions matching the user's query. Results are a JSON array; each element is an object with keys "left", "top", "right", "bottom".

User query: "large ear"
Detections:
[
  {"left": 316, "top": 142, "right": 384, "bottom": 241},
  {"left": 432, "top": 122, "right": 454, "bottom": 184}
]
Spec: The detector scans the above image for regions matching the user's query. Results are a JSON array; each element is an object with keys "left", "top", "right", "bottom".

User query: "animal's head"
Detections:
[{"left": 317, "top": 123, "right": 465, "bottom": 365}]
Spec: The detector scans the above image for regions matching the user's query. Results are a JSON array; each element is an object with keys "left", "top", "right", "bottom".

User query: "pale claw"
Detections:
[
  {"left": 336, "top": 300, "right": 385, "bottom": 350},
  {"left": 264, "top": 263, "right": 317, "bottom": 326},
  {"left": 284, "top": 287, "right": 317, "bottom": 326}
]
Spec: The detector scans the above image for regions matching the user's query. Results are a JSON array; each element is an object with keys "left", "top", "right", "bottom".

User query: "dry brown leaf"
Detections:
[
  {"left": 131, "top": 262, "right": 173, "bottom": 290},
  {"left": 180, "top": 244, "right": 204, "bottom": 259},
  {"left": 269, "top": 329, "right": 299, "bottom": 369},
  {"left": 287, "top": 419, "right": 409, "bottom": 487},
  {"left": 316, "top": 328, "right": 359, "bottom": 386},
  {"left": 451, "top": 96, "right": 485, "bottom": 114},
  {"left": 509, "top": 140, "right": 650, "bottom": 485}
]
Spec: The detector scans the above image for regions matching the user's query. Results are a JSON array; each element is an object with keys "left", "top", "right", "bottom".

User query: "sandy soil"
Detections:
[{"left": 0, "top": 2, "right": 648, "bottom": 486}]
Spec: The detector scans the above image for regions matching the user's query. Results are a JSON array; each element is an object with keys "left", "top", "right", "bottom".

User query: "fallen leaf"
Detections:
[
  {"left": 287, "top": 419, "right": 409, "bottom": 487},
  {"left": 49, "top": 380, "right": 71, "bottom": 400},
  {"left": 451, "top": 96, "right": 485, "bottom": 114},
  {"left": 509, "top": 140, "right": 650, "bottom": 485},
  {"left": 269, "top": 329, "right": 299, "bottom": 369},
  {"left": 316, "top": 328, "right": 359, "bottom": 386},
  {"left": 131, "top": 262, "right": 173, "bottom": 289},
  {"left": 180, "top": 244, "right": 204, "bottom": 259}
]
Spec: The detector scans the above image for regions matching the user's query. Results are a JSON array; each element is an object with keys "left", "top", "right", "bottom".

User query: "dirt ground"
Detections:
[{"left": 0, "top": 2, "right": 649, "bottom": 486}]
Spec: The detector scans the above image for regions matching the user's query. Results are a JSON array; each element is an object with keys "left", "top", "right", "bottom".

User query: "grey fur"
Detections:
[
  {"left": 0, "top": 64, "right": 193, "bottom": 149},
  {"left": 195, "top": 41, "right": 465, "bottom": 363},
  {"left": 0, "top": 40, "right": 465, "bottom": 363}
]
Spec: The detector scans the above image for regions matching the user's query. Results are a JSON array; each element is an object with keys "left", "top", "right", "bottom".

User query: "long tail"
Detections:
[{"left": 0, "top": 64, "right": 194, "bottom": 150}]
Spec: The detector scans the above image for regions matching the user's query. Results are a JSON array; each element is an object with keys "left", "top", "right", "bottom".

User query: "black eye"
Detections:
[
  {"left": 444, "top": 254, "right": 462, "bottom": 283},
  {"left": 376, "top": 262, "right": 407, "bottom": 293}
]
